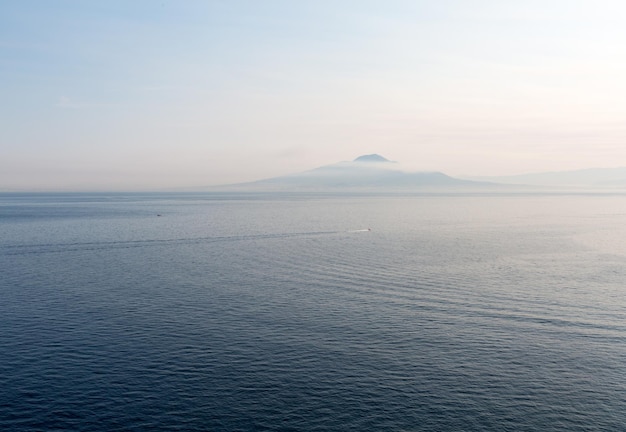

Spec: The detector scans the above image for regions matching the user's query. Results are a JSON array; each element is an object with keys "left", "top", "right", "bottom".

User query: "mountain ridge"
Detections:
[
  {"left": 464, "top": 166, "right": 626, "bottom": 187},
  {"left": 218, "top": 154, "right": 493, "bottom": 191}
]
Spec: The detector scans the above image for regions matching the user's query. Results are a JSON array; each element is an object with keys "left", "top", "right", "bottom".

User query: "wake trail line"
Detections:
[{"left": 1, "top": 231, "right": 342, "bottom": 256}]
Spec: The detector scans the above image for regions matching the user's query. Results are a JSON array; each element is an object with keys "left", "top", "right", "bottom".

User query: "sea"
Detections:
[{"left": 1, "top": 192, "right": 625, "bottom": 431}]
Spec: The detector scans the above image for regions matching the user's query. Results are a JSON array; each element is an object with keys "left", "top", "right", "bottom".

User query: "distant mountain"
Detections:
[
  {"left": 353, "top": 154, "right": 392, "bottom": 163},
  {"left": 465, "top": 167, "right": 626, "bottom": 187},
  {"left": 221, "top": 154, "right": 493, "bottom": 191}
]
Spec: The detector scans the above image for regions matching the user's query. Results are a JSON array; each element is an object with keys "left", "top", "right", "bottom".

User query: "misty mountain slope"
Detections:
[
  {"left": 466, "top": 167, "right": 626, "bottom": 187},
  {"left": 222, "top": 154, "right": 493, "bottom": 190}
]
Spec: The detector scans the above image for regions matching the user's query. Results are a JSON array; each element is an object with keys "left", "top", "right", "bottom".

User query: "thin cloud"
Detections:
[
  {"left": 56, "top": 96, "right": 113, "bottom": 109},
  {"left": 56, "top": 96, "right": 82, "bottom": 109}
]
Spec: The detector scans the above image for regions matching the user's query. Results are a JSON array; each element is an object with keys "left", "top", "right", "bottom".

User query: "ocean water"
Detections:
[{"left": 1, "top": 192, "right": 625, "bottom": 431}]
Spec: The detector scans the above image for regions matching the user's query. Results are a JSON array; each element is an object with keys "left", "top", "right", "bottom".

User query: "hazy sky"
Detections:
[{"left": 3, "top": 0, "right": 626, "bottom": 191}]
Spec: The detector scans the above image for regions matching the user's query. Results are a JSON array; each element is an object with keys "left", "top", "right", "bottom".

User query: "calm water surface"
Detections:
[{"left": 1, "top": 192, "right": 625, "bottom": 431}]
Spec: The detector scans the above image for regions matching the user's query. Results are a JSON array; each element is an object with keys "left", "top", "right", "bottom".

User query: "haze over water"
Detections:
[
  {"left": 2, "top": 192, "right": 625, "bottom": 430},
  {"left": 5, "top": 1, "right": 626, "bottom": 191},
  {"left": 4, "top": 2, "right": 626, "bottom": 429}
]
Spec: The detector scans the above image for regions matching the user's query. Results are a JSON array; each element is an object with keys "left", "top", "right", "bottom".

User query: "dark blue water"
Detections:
[{"left": 1, "top": 192, "right": 625, "bottom": 431}]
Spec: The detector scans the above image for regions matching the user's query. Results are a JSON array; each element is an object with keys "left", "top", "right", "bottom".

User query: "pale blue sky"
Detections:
[{"left": 2, "top": 0, "right": 626, "bottom": 190}]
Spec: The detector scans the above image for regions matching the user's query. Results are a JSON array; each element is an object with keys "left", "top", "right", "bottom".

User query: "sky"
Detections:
[{"left": 2, "top": 0, "right": 626, "bottom": 191}]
